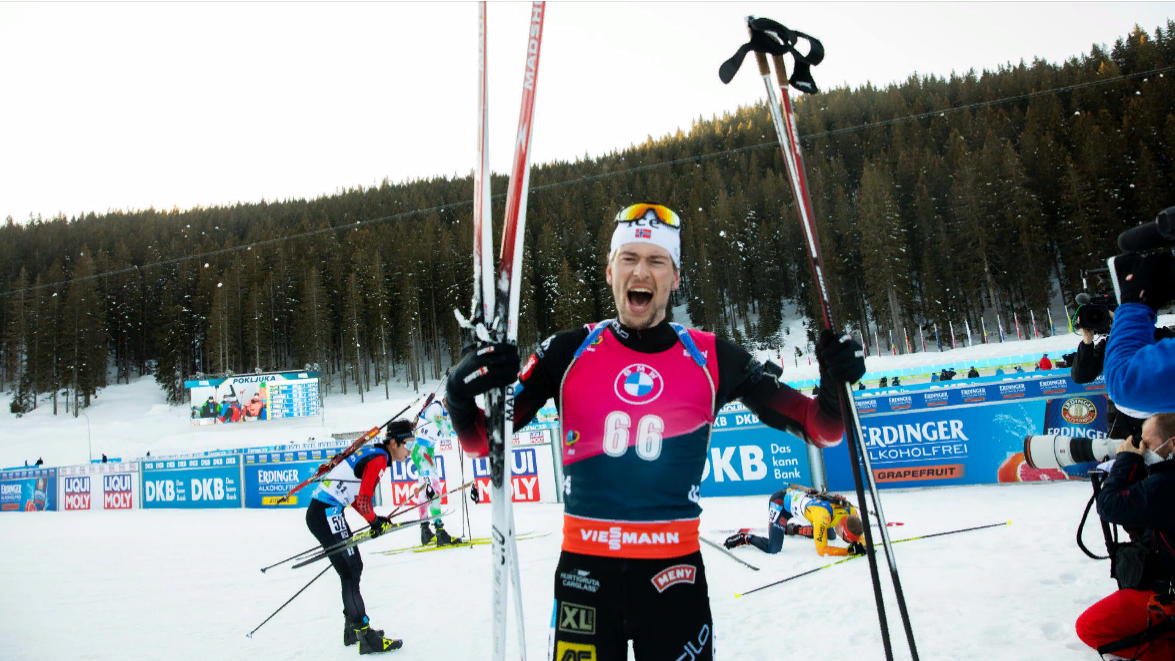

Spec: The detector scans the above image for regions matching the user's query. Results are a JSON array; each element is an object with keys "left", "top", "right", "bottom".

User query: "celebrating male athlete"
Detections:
[{"left": 447, "top": 203, "right": 865, "bottom": 661}]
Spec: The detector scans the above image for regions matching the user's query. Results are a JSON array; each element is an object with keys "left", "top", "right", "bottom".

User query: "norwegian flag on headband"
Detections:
[{"left": 635, "top": 228, "right": 652, "bottom": 239}]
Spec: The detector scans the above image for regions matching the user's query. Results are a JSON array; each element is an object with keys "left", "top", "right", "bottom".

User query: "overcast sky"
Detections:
[{"left": 1, "top": 2, "right": 1171, "bottom": 224}]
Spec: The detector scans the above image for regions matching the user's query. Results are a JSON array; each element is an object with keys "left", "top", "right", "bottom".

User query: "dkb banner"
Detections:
[
  {"left": 242, "top": 444, "right": 350, "bottom": 509},
  {"left": 699, "top": 402, "right": 812, "bottom": 497},
  {"left": 0, "top": 468, "right": 57, "bottom": 512},
  {"left": 141, "top": 456, "right": 242, "bottom": 509},
  {"left": 826, "top": 374, "right": 1109, "bottom": 491}
]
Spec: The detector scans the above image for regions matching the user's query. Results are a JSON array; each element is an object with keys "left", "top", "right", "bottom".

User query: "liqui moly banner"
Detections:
[
  {"left": 386, "top": 455, "right": 449, "bottom": 507},
  {"left": 471, "top": 446, "right": 556, "bottom": 504},
  {"left": 57, "top": 462, "right": 139, "bottom": 511}
]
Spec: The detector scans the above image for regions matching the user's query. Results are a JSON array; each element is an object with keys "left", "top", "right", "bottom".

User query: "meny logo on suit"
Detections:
[
  {"left": 472, "top": 448, "right": 540, "bottom": 504},
  {"left": 103, "top": 474, "right": 133, "bottom": 509},
  {"left": 388, "top": 455, "right": 448, "bottom": 506},
  {"left": 64, "top": 476, "right": 91, "bottom": 510}
]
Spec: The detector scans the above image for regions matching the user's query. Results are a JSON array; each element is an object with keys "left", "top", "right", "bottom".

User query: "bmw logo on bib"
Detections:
[{"left": 614, "top": 364, "right": 665, "bottom": 405}]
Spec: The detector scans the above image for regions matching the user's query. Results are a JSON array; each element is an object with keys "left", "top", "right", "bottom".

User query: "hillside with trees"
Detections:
[{"left": 2, "top": 22, "right": 1173, "bottom": 413}]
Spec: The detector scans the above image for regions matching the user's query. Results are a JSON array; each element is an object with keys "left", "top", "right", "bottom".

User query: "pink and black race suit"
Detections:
[{"left": 450, "top": 318, "right": 845, "bottom": 560}]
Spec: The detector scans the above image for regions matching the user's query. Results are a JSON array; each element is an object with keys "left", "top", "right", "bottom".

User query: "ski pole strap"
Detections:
[
  {"left": 718, "top": 16, "right": 824, "bottom": 92},
  {"left": 670, "top": 323, "right": 708, "bottom": 367}
]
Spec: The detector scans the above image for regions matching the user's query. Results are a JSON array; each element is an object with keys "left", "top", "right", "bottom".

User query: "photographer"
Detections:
[
  {"left": 1104, "top": 207, "right": 1175, "bottom": 413},
  {"left": 1076, "top": 413, "right": 1175, "bottom": 659}
]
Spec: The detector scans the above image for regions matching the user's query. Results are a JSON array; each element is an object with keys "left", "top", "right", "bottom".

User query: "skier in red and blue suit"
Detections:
[{"left": 447, "top": 203, "right": 866, "bottom": 661}]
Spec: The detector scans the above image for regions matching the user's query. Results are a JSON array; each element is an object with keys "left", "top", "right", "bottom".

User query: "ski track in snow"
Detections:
[{"left": 0, "top": 482, "right": 1114, "bottom": 660}]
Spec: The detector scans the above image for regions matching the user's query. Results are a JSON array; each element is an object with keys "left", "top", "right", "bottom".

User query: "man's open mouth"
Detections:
[{"left": 627, "top": 287, "right": 654, "bottom": 308}]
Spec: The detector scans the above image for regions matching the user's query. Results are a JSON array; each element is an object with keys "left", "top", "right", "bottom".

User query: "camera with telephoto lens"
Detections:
[
  {"left": 1073, "top": 289, "right": 1117, "bottom": 334},
  {"left": 1023, "top": 434, "right": 1122, "bottom": 471}
]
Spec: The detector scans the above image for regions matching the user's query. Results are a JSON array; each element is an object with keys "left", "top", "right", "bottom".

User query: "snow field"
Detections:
[{"left": 0, "top": 481, "right": 1114, "bottom": 660}]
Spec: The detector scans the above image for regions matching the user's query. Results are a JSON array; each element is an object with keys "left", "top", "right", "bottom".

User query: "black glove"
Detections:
[
  {"left": 816, "top": 328, "right": 866, "bottom": 384},
  {"left": 814, "top": 329, "right": 865, "bottom": 417},
  {"left": 447, "top": 343, "right": 521, "bottom": 403},
  {"left": 847, "top": 541, "right": 866, "bottom": 556},
  {"left": 1112, "top": 252, "right": 1175, "bottom": 311},
  {"left": 368, "top": 515, "right": 390, "bottom": 538},
  {"left": 424, "top": 483, "right": 436, "bottom": 500},
  {"left": 470, "top": 486, "right": 480, "bottom": 504}
]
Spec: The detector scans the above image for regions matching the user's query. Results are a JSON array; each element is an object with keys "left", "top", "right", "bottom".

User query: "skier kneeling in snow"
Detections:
[
  {"left": 725, "top": 485, "right": 865, "bottom": 557},
  {"left": 306, "top": 419, "right": 414, "bottom": 654}
]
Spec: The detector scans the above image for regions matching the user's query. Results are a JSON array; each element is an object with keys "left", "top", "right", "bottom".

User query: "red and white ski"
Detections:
[{"left": 457, "top": 4, "right": 546, "bottom": 660}]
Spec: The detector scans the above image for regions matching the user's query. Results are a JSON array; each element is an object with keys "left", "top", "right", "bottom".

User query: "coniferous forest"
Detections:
[{"left": 2, "top": 24, "right": 1174, "bottom": 414}]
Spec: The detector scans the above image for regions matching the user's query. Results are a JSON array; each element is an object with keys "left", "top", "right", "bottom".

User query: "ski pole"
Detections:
[
  {"left": 721, "top": 19, "right": 915, "bottom": 660},
  {"left": 734, "top": 521, "right": 1010, "bottom": 598},
  {"left": 259, "top": 480, "right": 471, "bottom": 573},
  {"left": 700, "top": 536, "right": 760, "bottom": 571},
  {"left": 246, "top": 565, "right": 331, "bottom": 638}
]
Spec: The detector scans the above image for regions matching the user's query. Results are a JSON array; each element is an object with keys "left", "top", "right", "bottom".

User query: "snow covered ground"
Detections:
[{"left": 0, "top": 481, "right": 1114, "bottom": 660}]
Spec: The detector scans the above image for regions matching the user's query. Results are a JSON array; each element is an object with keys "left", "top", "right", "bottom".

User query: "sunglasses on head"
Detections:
[{"left": 615, "top": 204, "right": 682, "bottom": 229}]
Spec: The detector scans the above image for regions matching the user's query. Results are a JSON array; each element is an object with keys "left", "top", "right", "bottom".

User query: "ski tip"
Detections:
[
  {"left": 246, "top": 633, "right": 253, "bottom": 639},
  {"left": 734, "top": 593, "right": 742, "bottom": 599},
  {"left": 1007, "top": 520, "right": 1013, "bottom": 525}
]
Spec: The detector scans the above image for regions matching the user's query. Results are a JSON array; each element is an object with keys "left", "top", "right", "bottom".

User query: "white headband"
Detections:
[{"left": 608, "top": 221, "right": 681, "bottom": 269}]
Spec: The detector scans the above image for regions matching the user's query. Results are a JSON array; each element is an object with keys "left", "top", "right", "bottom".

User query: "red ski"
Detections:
[{"left": 274, "top": 392, "right": 435, "bottom": 505}]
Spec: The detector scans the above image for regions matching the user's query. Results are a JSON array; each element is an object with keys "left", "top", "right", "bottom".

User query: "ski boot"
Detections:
[
  {"left": 785, "top": 522, "right": 814, "bottom": 538},
  {"left": 420, "top": 521, "right": 434, "bottom": 546},
  {"left": 356, "top": 623, "right": 403, "bottom": 655},
  {"left": 434, "top": 521, "right": 453, "bottom": 546},
  {"left": 344, "top": 616, "right": 384, "bottom": 647},
  {"left": 723, "top": 529, "right": 751, "bottom": 549}
]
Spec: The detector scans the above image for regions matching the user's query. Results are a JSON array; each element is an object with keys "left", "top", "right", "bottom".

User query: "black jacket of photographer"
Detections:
[
  {"left": 1097, "top": 452, "right": 1175, "bottom": 588},
  {"left": 1071, "top": 337, "right": 1108, "bottom": 385}
]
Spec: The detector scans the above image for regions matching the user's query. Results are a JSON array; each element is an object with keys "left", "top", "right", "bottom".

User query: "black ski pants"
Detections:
[
  {"left": 306, "top": 498, "right": 367, "bottom": 623},
  {"left": 549, "top": 550, "right": 713, "bottom": 661}
]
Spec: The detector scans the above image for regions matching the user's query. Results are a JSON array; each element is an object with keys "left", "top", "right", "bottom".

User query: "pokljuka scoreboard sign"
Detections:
[{"left": 186, "top": 372, "right": 321, "bottom": 427}]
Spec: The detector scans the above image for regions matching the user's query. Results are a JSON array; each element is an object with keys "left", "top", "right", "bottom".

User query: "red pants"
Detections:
[{"left": 1076, "top": 589, "right": 1175, "bottom": 660}]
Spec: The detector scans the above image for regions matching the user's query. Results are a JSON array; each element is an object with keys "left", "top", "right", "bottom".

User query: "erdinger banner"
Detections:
[
  {"left": 701, "top": 402, "right": 812, "bottom": 497},
  {"left": 852, "top": 373, "right": 1106, "bottom": 416},
  {"left": 243, "top": 444, "right": 350, "bottom": 508},
  {"left": 141, "top": 456, "right": 241, "bottom": 509},
  {"left": 57, "top": 463, "right": 139, "bottom": 511},
  {"left": 827, "top": 374, "right": 1110, "bottom": 490},
  {"left": 0, "top": 468, "right": 57, "bottom": 512}
]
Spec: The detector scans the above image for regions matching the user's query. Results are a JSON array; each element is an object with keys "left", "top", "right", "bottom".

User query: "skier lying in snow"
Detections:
[
  {"left": 724, "top": 485, "right": 865, "bottom": 557},
  {"left": 447, "top": 203, "right": 867, "bottom": 661},
  {"left": 305, "top": 419, "right": 413, "bottom": 654}
]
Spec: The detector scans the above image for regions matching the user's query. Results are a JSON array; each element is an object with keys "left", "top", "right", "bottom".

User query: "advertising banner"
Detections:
[
  {"left": 0, "top": 468, "right": 57, "bottom": 512},
  {"left": 141, "top": 456, "right": 242, "bottom": 509},
  {"left": 472, "top": 448, "right": 546, "bottom": 504},
  {"left": 825, "top": 375, "right": 1110, "bottom": 491},
  {"left": 185, "top": 371, "right": 320, "bottom": 426},
  {"left": 57, "top": 462, "right": 139, "bottom": 511},
  {"left": 700, "top": 402, "right": 812, "bottom": 497},
  {"left": 387, "top": 455, "right": 450, "bottom": 507},
  {"left": 242, "top": 444, "right": 349, "bottom": 508}
]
